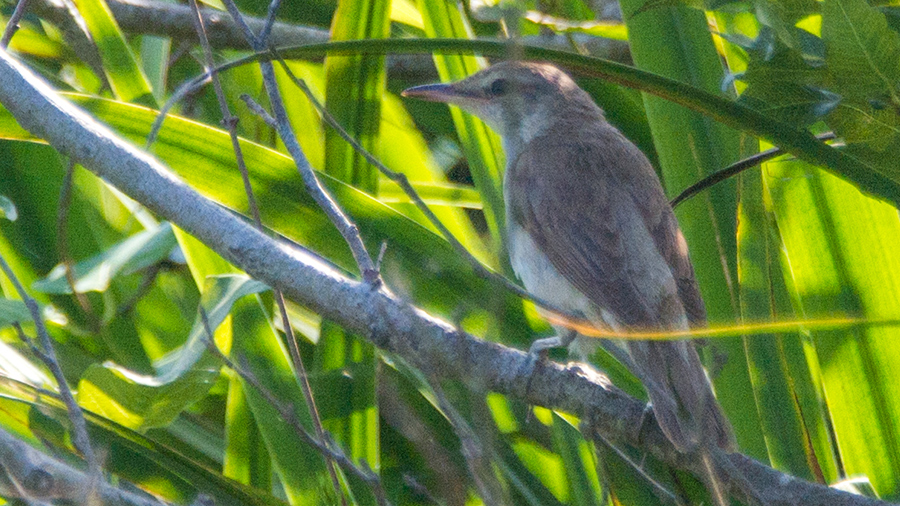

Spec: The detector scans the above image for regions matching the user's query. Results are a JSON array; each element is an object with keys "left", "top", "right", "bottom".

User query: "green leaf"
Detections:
[
  {"left": 822, "top": 0, "right": 900, "bottom": 153},
  {"left": 32, "top": 221, "right": 176, "bottom": 294},
  {"left": 76, "top": 275, "right": 268, "bottom": 430},
  {"left": 549, "top": 413, "right": 603, "bottom": 506},
  {"left": 766, "top": 160, "right": 900, "bottom": 498},
  {"left": 523, "top": 12, "right": 628, "bottom": 40},
  {"left": 823, "top": 0, "right": 900, "bottom": 103},
  {"left": 0, "top": 298, "right": 33, "bottom": 326},
  {"left": 753, "top": 0, "right": 820, "bottom": 49},
  {"left": 325, "top": 0, "right": 391, "bottom": 191},
  {"left": 630, "top": 0, "right": 706, "bottom": 17},
  {"left": 70, "top": 0, "right": 155, "bottom": 104},
  {"left": 230, "top": 294, "right": 344, "bottom": 506},
  {"left": 223, "top": 373, "right": 272, "bottom": 489},
  {"left": 737, "top": 163, "right": 830, "bottom": 481},
  {"left": 737, "top": 29, "right": 836, "bottom": 125},
  {"left": 377, "top": 180, "right": 483, "bottom": 208},
  {"left": 4, "top": 22, "right": 67, "bottom": 59},
  {"left": 391, "top": 0, "right": 424, "bottom": 27}
]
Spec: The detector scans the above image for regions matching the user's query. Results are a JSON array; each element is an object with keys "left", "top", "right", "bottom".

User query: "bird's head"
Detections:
[{"left": 403, "top": 61, "right": 602, "bottom": 151}]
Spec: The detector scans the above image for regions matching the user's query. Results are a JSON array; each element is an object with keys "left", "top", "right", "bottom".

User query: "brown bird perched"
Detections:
[{"left": 403, "top": 61, "right": 736, "bottom": 501}]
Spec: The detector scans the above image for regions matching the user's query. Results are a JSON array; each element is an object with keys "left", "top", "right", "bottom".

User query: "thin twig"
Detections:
[
  {"left": 219, "top": 0, "right": 258, "bottom": 48},
  {"left": 584, "top": 420, "right": 679, "bottom": 504},
  {"left": 670, "top": 132, "right": 838, "bottom": 208},
  {"left": 239, "top": 94, "right": 275, "bottom": 126},
  {"left": 147, "top": 73, "right": 212, "bottom": 148},
  {"left": 1, "top": 0, "right": 33, "bottom": 48},
  {"left": 0, "top": 254, "right": 102, "bottom": 485},
  {"left": 218, "top": 0, "right": 380, "bottom": 284},
  {"left": 263, "top": 62, "right": 381, "bottom": 281},
  {"left": 186, "top": 3, "right": 346, "bottom": 503},
  {"left": 187, "top": 0, "right": 261, "bottom": 226},
  {"left": 259, "top": 0, "right": 283, "bottom": 48},
  {"left": 198, "top": 308, "right": 393, "bottom": 506}
]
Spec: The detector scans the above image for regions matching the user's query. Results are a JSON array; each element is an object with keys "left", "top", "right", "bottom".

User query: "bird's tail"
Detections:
[
  {"left": 627, "top": 339, "right": 736, "bottom": 504},
  {"left": 628, "top": 339, "right": 735, "bottom": 453}
]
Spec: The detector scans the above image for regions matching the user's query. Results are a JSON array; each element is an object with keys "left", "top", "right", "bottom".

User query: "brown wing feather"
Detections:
[
  {"left": 647, "top": 205, "right": 707, "bottom": 326},
  {"left": 507, "top": 122, "right": 687, "bottom": 330}
]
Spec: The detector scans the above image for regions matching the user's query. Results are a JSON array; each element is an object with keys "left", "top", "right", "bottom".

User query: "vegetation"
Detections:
[{"left": 0, "top": 0, "right": 899, "bottom": 503}]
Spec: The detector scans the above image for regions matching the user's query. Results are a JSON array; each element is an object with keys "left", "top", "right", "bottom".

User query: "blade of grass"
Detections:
[
  {"left": 765, "top": 159, "right": 900, "bottom": 498},
  {"left": 70, "top": 0, "right": 155, "bottom": 105},
  {"left": 737, "top": 163, "right": 825, "bottom": 479}
]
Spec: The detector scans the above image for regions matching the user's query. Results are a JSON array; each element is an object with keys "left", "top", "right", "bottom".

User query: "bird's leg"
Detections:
[
  {"left": 528, "top": 327, "right": 578, "bottom": 356},
  {"left": 523, "top": 327, "right": 578, "bottom": 411}
]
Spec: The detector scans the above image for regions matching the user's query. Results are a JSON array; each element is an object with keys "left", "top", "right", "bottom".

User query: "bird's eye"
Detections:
[{"left": 489, "top": 78, "right": 509, "bottom": 96}]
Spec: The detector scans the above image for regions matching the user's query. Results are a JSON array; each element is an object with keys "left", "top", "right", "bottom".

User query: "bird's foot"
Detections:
[
  {"left": 523, "top": 330, "right": 578, "bottom": 416},
  {"left": 528, "top": 329, "right": 578, "bottom": 356}
]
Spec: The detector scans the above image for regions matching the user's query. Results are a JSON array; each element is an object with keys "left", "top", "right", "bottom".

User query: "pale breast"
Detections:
[
  {"left": 507, "top": 219, "right": 593, "bottom": 316},
  {"left": 508, "top": 220, "right": 624, "bottom": 358}
]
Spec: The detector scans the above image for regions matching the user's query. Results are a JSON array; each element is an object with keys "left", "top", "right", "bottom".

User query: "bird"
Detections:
[{"left": 403, "top": 61, "right": 736, "bottom": 501}]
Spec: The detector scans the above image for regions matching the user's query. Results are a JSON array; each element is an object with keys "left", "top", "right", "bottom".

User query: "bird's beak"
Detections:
[{"left": 401, "top": 83, "right": 464, "bottom": 104}]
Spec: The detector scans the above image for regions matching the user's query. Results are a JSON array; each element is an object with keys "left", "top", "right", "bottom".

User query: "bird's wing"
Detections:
[
  {"left": 643, "top": 194, "right": 707, "bottom": 326},
  {"left": 508, "top": 126, "right": 733, "bottom": 451},
  {"left": 507, "top": 126, "right": 687, "bottom": 329}
]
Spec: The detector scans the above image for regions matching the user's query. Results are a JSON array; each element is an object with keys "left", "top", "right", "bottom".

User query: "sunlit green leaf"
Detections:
[
  {"left": 737, "top": 163, "right": 826, "bottom": 481},
  {"left": 32, "top": 222, "right": 176, "bottom": 294},
  {"left": 766, "top": 160, "right": 900, "bottom": 498},
  {"left": 377, "top": 180, "right": 482, "bottom": 208},
  {"left": 70, "top": 0, "right": 154, "bottom": 104},
  {"left": 523, "top": 12, "right": 628, "bottom": 40},
  {"left": 76, "top": 275, "right": 266, "bottom": 430}
]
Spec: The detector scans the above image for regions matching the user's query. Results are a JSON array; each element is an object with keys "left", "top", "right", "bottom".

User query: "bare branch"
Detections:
[{"left": 1, "top": 0, "right": 33, "bottom": 48}]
